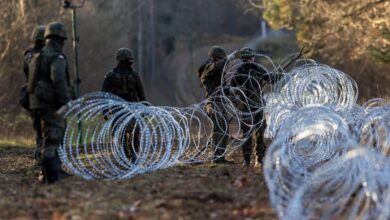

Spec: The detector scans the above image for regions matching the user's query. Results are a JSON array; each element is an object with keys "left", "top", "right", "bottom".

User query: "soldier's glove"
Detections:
[
  {"left": 142, "top": 102, "right": 152, "bottom": 107},
  {"left": 56, "top": 102, "right": 72, "bottom": 118},
  {"left": 56, "top": 106, "right": 66, "bottom": 117},
  {"left": 56, "top": 98, "right": 86, "bottom": 118},
  {"left": 233, "top": 50, "right": 241, "bottom": 59}
]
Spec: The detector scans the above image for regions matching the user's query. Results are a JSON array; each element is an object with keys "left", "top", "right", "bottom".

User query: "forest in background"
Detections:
[
  {"left": 0, "top": 0, "right": 264, "bottom": 110},
  {"left": 0, "top": 0, "right": 389, "bottom": 137},
  {"left": 0, "top": 1, "right": 389, "bottom": 219},
  {"left": 258, "top": 0, "right": 390, "bottom": 98}
]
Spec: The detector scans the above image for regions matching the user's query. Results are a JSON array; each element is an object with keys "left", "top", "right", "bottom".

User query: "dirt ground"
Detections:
[{"left": 0, "top": 143, "right": 277, "bottom": 220}]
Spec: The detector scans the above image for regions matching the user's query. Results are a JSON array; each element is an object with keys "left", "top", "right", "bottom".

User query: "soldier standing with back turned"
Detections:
[
  {"left": 102, "top": 48, "right": 147, "bottom": 163},
  {"left": 28, "top": 22, "right": 74, "bottom": 183},
  {"left": 198, "top": 46, "right": 233, "bottom": 164},
  {"left": 232, "top": 47, "right": 281, "bottom": 167},
  {"left": 23, "top": 26, "right": 46, "bottom": 79},
  {"left": 22, "top": 25, "right": 46, "bottom": 164}
]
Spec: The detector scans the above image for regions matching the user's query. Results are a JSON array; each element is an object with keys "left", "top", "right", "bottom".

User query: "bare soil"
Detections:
[{"left": 0, "top": 144, "right": 276, "bottom": 220}]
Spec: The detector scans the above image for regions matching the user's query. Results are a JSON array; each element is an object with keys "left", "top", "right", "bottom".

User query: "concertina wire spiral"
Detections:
[{"left": 58, "top": 50, "right": 390, "bottom": 220}]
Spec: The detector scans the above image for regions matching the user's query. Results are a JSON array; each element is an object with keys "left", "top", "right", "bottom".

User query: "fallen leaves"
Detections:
[{"left": 0, "top": 145, "right": 277, "bottom": 220}]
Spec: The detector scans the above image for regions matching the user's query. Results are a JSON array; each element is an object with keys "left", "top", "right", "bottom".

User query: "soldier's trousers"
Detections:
[
  {"left": 108, "top": 113, "right": 140, "bottom": 163},
  {"left": 31, "top": 112, "right": 43, "bottom": 164},
  {"left": 241, "top": 110, "right": 267, "bottom": 162},
  {"left": 124, "top": 119, "right": 140, "bottom": 163},
  {"left": 207, "top": 101, "right": 229, "bottom": 158},
  {"left": 32, "top": 108, "right": 65, "bottom": 167}
]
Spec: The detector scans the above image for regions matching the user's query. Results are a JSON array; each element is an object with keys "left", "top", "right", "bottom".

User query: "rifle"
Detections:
[{"left": 280, "top": 47, "right": 305, "bottom": 71}]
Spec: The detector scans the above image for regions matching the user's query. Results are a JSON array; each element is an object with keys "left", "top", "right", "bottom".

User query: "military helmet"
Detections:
[
  {"left": 239, "top": 47, "right": 255, "bottom": 60},
  {"left": 31, "top": 25, "right": 46, "bottom": 42},
  {"left": 44, "top": 22, "right": 67, "bottom": 39},
  {"left": 208, "top": 46, "right": 226, "bottom": 59},
  {"left": 116, "top": 48, "right": 134, "bottom": 61}
]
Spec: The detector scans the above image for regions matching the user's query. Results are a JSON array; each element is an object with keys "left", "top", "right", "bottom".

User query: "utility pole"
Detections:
[
  {"left": 261, "top": 20, "right": 267, "bottom": 38},
  {"left": 62, "top": 0, "right": 84, "bottom": 144},
  {"left": 62, "top": 0, "right": 84, "bottom": 98}
]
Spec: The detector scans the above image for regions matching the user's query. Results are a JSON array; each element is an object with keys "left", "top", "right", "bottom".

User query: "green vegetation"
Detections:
[
  {"left": 369, "top": 29, "right": 390, "bottom": 63},
  {"left": 0, "top": 109, "right": 33, "bottom": 144},
  {"left": 261, "top": 0, "right": 390, "bottom": 65}
]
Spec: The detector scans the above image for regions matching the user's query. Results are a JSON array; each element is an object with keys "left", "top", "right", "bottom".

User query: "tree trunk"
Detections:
[
  {"left": 137, "top": 0, "right": 143, "bottom": 74},
  {"left": 150, "top": 0, "right": 156, "bottom": 82}
]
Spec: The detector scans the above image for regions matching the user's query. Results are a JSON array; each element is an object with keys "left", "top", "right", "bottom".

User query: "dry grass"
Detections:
[
  {"left": 0, "top": 143, "right": 277, "bottom": 220},
  {"left": 0, "top": 137, "right": 35, "bottom": 147}
]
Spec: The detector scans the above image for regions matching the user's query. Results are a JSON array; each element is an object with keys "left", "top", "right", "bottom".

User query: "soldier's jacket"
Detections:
[
  {"left": 28, "top": 42, "right": 74, "bottom": 109},
  {"left": 102, "top": 66, "right": 146, "bottom": 102},
  {"left": 23, "top": 47, "right": 41, "bottom": 80},
  {"left": 20, "top": 47, "right": 43, "bottom": 110},
  {"left": 198, "top": 58, "right": 227, "bottom": 98},
  {"left": 197, "top": 59, "right": 211, "bottom": 78},
  {"left": 232, "top": 62, "right": 280, "bottom": 98}
]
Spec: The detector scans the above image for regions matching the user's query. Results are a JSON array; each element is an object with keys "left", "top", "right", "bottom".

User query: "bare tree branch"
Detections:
[
  {"left": 0, "top": 41, "right": 10, "bottom": 62},
  {"left": 248, "top": 0, "right": 264, "bottom": 10},
  {"left": 343, "top": 0, "right": 387, "bottom": 18}
]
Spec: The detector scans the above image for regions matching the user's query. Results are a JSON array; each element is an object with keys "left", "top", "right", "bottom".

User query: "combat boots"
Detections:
[
  {"left": 124, "top": 143, "right": 138, "bottom": 164},
  {"left": 41, "top": 157, "right": 70, "bottom": 184},
  {"left": 242, "top": 154, "right": 251, "bottom": 167},
  {"left": 214, "top": 157, "right": 234, "bottom": 164},
  {"left": 255, "top": 154, "right": 264, "bottom": 168},
  {"left": 213, "top": 146, "right": 234, "bottom": 164}
]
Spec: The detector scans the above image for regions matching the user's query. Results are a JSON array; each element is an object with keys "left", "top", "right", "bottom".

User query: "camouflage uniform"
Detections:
[
  {"left": 232, "top": 47, "right": 280, "bottom": 166},
  {"left": 102, "top": 48, "right": 147, "bottom": 162},
  {"left": 22, "top": 25, "right": 46, "bottom": 162},
  {"left": 198, "top": 46, "right": 231, "bottom": 163},
  {"left": 24, "top": 26, "right": 46, "bottom": 79},
  {"left": 28, "top": 22, "right": 74, "bottom": 183}
]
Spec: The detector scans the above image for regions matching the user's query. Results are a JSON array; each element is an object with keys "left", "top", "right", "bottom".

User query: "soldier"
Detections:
[
  {"left": 232, "top": 47, "right": 280, "bottom": 166},
  {"left": 22, "top": 25, "right": 46, "bottom": 163},
  {"left": 28, "top": 22, "right": 74, "bottom": 183},
  {"left": 102, "top": 48, "right": 147, "bottom": 163},
  {"left": 198, "top": 46, "right": 233, "bottom": 164},
  {"left": 24, "top": 25, "right": 46, "bottom": 79}
]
